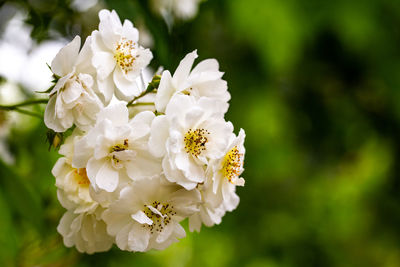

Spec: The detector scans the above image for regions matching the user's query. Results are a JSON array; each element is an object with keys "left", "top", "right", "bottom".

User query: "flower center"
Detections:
[
  {"left": 74, "top": 168, "right": 90, "bottom": 186},
  {"left": 184, "top": 128, "right": 209, "bottom": 157},
  {"left": 110, "top": 139, "right": 129, "bottom": 153},
  {"left": 114, "top": 38, "right": 136, "bottom": 74},
  {"left": 222, "top": 146, "right": 243, "bottom": 183},
  {"left": 142, "top": 201, "right": 176, "bottom": 234},
  {"left": 109, "top": 139, "right": 132, "bottom": 168}
]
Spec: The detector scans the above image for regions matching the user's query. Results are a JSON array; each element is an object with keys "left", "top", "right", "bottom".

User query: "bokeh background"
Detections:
[{"left": 1, "top": 0, "right": 400, "bottom": 266}]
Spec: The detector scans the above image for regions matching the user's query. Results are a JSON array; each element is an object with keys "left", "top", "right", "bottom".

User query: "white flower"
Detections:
[
  {"left": 53, "top": 157, "right": 97, "bottom": 213},
  {"left": 91, "top": 9, "right": 153, "bottom": 103},
  {"left": 57, "top": 209, "right": 114, "bottom": 254},
  {"left": 188, "top": 182, "right": 229, "bottom": 232},
  {"left": 44, "top": 36, "right": 103, "bottom": 132},
  {"left": 189, "top": 129, "right": 245, "bottom": 232},
  {"left": 149, "top": 94, "right": 233, "bottom": 190},
  {"left": 54, "top": 158, "right": 114, "bottom": 253},
  {"left": 73, "top": 100, "right": 161, "bottom": 192},
  {"left": 52, "top": 134, "right": 114, "bottom": 254},
  {"left": 155, "top": 50, "right": 230, "bottom": 113},
  {"left": 102, "top": 176, "right": 201, "bottom": 252},
  {"left": 210, "top": 129, "right": 245, "bottom": 204},
  {"left": 152, "top": 0, "right": 202, "bottom": 20}
]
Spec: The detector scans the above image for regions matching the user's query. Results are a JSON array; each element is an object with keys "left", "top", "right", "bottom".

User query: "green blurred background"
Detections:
[{"left": 1, "top": 0, "right": 400, "bottom": 266}]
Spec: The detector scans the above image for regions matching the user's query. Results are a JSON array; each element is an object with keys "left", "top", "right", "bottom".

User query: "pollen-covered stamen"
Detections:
[
  {"left": 114, "top": 38, "right": 136, "bottom": 74},
  {"left": 184, "top": 128, "right": 210, "bottom": 157},
  {"left": 74, "top": 168, "right": 90, "bottom": 186},
  {"left": 222, "top": 146, "right": 243, "bottom": 183},
  {"left": 142, "top": 201, "right": 176, "bottom": 234},
  {"left": 109, "top": 139, "right": 133, "bottom": 168},
  {"left": 181, "top": 87, "right": 193, "bottom": 96},
  {"left": 110, "top": 139, "right": 129, "bottom": 153}
]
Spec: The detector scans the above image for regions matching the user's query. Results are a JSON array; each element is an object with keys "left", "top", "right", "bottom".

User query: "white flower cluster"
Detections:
[{"left": 47, "top": 9, "right": 246, "bottom": 254}]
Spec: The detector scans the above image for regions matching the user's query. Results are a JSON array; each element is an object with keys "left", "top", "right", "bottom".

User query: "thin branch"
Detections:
[
  {"left": 127, "top": 90, "right": 153, "bottom": 106},
  {"left": 127, "top": 102, "right": 154, "bottom": 107},
  {"left": 0, "top": 98, "right": 47, "bottom": 119},
  {"left": 0, "top": 99, "right": 48, "bottom": 110},
  {"left": 127, "top": 74, "right": 161, "bottom": 106},
  {"left": 13, "top": 108, "right": 42, "bottom": 118}
]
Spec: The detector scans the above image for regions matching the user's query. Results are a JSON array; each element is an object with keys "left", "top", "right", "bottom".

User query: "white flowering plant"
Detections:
[{"left": 2, "top": 9, "right": 246, "bottom": 254}]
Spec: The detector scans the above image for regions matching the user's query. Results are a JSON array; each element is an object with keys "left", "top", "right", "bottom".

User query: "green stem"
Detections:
[
  {"left": 13, "top": 108, "right": 43, "bottom": 119},
  {"left": 0, "top": 99, "right": 47, "bottom": 118},
  {"left": 127, "top": 75, "right": 161, "bottom": 106},
  {"left": 127, "top": 102, "right": 154, "bottom": 107},
  {"left": 0, "top": 99, "right": 48, "bottom": 110},
  {"left": 127, "top": 91, "right": 152, "bottom": 106}
]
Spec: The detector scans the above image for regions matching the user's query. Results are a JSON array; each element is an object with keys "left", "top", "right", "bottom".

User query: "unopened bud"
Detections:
[{"left": 46, "top": 129, "right": 63, "bottom": 150}]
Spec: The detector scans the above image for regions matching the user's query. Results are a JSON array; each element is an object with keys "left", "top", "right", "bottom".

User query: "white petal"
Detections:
[
  {"left": 44, "top": 95, "right": 67, "bottom": 132},
  {"left": 98, "top": 9, "right": 122, "bottom": 50},
  {"left": 57, "top": 210, "right": 76, "bottom": 246},
  {"left": 191, "top": 58, "right": 220, "bottom": 75},
  {"left": 148, "top": 115, "right": 169, "bottom": 157},
  {"left": 128, "top": 223, "right": 150, "bottom": 252},
  {"left": 113, "top": 66, "right": 141, "bottom": 100},
  {"left": 97, "top": 100, "right": 129, "bottom": 126},
  {"left": 75, "top": 36, "right": 93, "bottom": 72},
  {"left": 173, "top": 50, "right": 198, "bottom": 86},
  {"left": 184, "top": 106, "right": 205, "bottom": 127},
  {"left": 174, "top": 223, "right": 186, "bottom": 238},
  {"left": 86, "top": 158, "right": 104, "bottom": 189},
  {"left": 62, "top": 81, "right": 82, "bottom": 104},
  {"left": 103, "top": 210, "right": 129, "bottom": 236},
  {"left": 155, "top": 70, "right": 174, "bottom": 113},
  {"left": 125, "top": 152, "right": 161, "bottom": 180},
  {"left": 115, "top": 223, "right": 131, "bottom": 250},
  {"left": 122, "top": 19, "right": 139, "bottom": 42},
  {"left": 165, "top": 94, "right": 195, "bottom": 118},
  {"left": 131, "top": 210, "right": 153, "bottom": 225},
  {"left": 129, "top": 111, "right": 155, "bottom": 139},
  {"left": 93, "top": 51, "right": 116, "bottom": 79},
  {"left": 51, "top": 36, "right": 80, "bottom": 77},
  {"left": 96, "top": 161, "right": 119, "bottom": 192},
  {"left": 147, "top": 205, "right": 164, "bottom": 218},
  {"left": 156, "top": 223, "right": 174, "bottom": 243},
  {"left": 162, "top": 156, "right": 197, "bottom": 190},
  {"left": 96, "top": 76, "right": 115, "bottom": 104},
  {"left": 189, "top": 213, "right": 202, "bottom": 232}
]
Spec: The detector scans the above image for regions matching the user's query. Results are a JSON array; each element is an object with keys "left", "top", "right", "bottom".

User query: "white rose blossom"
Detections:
[
  {"left": 149, "top": 94, "right": 233, "bottom": 190},
  {"left": 188, "top": 181, "right": 231, "bottom": 232},
  {"left": 102, "top": 176, "right": 201, "bottom": 252},
  {"left": 44, "top": 36, "right": 103, "bottom": 132},
  {"left": 57, "top": 209, "right": 114, "bottom": 254},
  {"left": 73, "top": 100, "right": 161, "bottom": 193},
  {"left": 209, "top": 128, "right": 245, "bottom": 205},
  {"left": 155, "top": 50, "right": 230, "bottom": 113},
  {"left": 91, "top": 9, "right": 153, "bottom": 103},
  {"left": 189, "top": 129, "right": 245, "bottom": 232}
]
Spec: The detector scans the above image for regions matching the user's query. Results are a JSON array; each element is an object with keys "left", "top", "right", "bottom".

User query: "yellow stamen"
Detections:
[
  {"left": 222, "top": 146, "right": 243, "bottom": 183},
  {"left": 75, "top": 168, "right": 90, "bottom": 186},
  {"left": 142, "top": 201, "right": 176, "bottom": 234},
  {"left": 110, "top": 139, "right": 129, "bottom": 153},
  {"left": 114, "top": 38, "right": 136, "bottom": 74},
  {"left": 184, "top": 128, "right": 209, "bottom": 157}
]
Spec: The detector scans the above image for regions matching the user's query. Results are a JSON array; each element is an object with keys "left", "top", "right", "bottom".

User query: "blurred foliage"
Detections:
[{"left": 1, "top": 0, "right": 400, "bottom": 266}]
